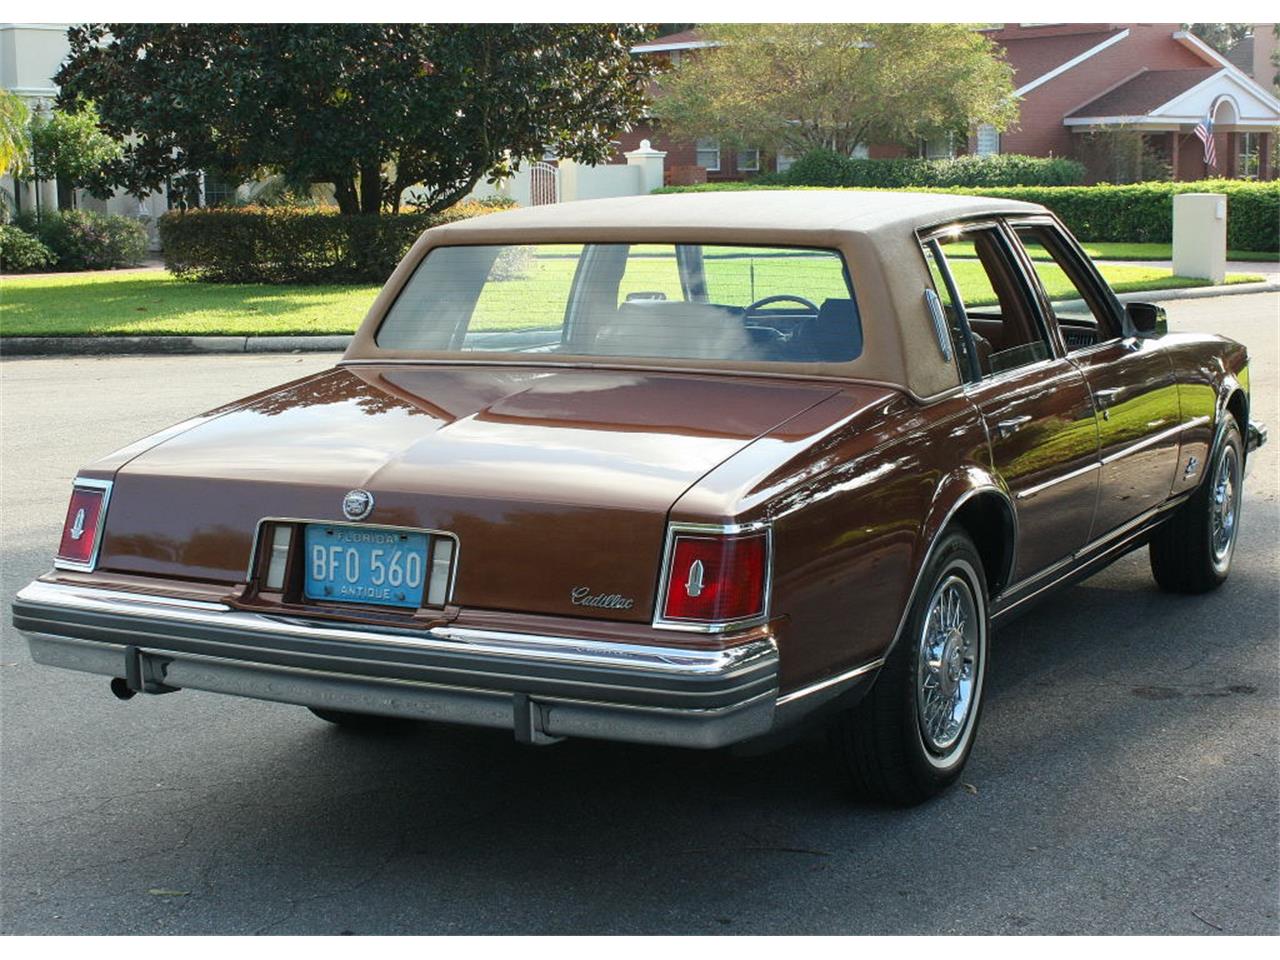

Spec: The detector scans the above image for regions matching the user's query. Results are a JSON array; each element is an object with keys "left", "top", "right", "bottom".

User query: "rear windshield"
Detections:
[{"left": 376, "top": 243, "right": 863, "bottom": 363}]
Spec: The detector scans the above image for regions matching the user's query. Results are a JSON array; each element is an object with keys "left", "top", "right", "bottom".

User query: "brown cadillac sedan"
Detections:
[{"left": 14, "top": 191, "right": 1266, "bottom": 804}]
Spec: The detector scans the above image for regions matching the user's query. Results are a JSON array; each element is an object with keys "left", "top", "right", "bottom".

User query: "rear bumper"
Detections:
[
  {"left": 12, "top": 579, "right": 779, "bottom": 749},
  {"left": 1246, "top": 420, "right": 1267, "bottom": 477}
]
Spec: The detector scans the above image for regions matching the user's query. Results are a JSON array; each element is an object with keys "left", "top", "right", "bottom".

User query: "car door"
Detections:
[
  {"left": 1007, "top": 219, "right": 1181, "bottom": 541},
  {"left": 921, "top": 223, "right": 1099, "bottom": 584}
]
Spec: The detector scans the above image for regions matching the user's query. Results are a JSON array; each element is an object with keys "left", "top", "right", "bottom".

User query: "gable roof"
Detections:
[
  {"left": 992, "top": 28, "right": 1129, "bottom": 93},
  {"left": 1065, "top": 65, "right": 1280, "bottom": 126},
  {"left": 1067, "top": 69, "right": 1219, "bottom": 118}
]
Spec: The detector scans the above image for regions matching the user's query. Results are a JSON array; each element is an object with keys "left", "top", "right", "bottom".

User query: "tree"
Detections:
[
  {"left": 0, "top": 89, "right": 31, "bottom": 178},
  {"left": 29, "top": 102, "right": 123, "bottom": 209},
  {"left": 655, "top": 24, "right": 1018, "bottom": 158},
  {"left": 1186, "top": 23, "right": 1252, "bottom": 56},
  {"left": 55, "top": 24, "right": 658, "bottom": 215}
]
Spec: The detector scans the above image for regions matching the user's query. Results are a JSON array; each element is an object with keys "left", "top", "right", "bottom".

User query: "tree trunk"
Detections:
[
  {"left": 56, "top": 176, "right": 76, "bottom": 210},
  {"left": 332, "top": 177, "right": 360, "bottom": 216},
  {"left": 359, "top": 160, "right": 382, "bottom": 215}
]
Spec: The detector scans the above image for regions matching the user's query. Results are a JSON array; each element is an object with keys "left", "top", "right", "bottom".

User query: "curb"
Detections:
[
  {"left": 1114, "top": 280, "right": 1279, "bottom": 304},
  {"left": 2, "top": 281, "right": 1277, "bottom": 359},
  {"left": 2, "top": 334, "right": 351, "bottom": 358}
]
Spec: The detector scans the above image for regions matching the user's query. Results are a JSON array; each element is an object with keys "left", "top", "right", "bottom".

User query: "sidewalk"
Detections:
[{"left": 1095, "top": 259, "right": 1280, "bottom": 283}]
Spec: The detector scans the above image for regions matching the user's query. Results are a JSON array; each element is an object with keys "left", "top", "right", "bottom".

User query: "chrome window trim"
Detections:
[
  {"left": 652, "top": 520, "right": 774, "bottom": 634},
  {"left": 53, "top": 477, "right": 113, "bottom": 574},
  {"left": 245, "top": 517, "right": 461, "bottom": 607},
  {"left": 924, "top": 288, "right": 953, "bottom": 362}
]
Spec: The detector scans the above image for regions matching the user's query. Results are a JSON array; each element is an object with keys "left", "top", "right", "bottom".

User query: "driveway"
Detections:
[{"left": 2, "top": 293, "right": 1277, "bottom": 934}]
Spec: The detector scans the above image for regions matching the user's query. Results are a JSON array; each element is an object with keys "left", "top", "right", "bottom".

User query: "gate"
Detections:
[{"left": 529, "top": 160, "right": 558, "bottom": 205}]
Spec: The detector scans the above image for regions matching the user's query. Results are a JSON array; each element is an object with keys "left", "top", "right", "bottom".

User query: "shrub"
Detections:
[
  {"left": 778, "top": 149, "right": 1087, "bottom": 188},
  {"left": 35, "top": 210, "right": 149, "bottom": 269},
  {"left": 158, "top": 199, "right": 514, "bottom": 283},
  {"left": 654, "top": 179, "right": 1280, "bottom": 252},
  {"left": 0, "top": 224, "right": 56, "bottom": 272}
]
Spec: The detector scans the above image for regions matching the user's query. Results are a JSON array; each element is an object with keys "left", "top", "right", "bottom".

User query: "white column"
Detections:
[
  {"left": 624, "top": 139, "right": 667, "bottom": 195},
  {"left": 1172, "top": 193, "right": 1227, "bottom": 283}
]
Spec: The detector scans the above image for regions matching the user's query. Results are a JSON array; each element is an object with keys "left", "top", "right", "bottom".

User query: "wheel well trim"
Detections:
[{"left": 883, "top": 479, "right": 1016, "bottom": 664}]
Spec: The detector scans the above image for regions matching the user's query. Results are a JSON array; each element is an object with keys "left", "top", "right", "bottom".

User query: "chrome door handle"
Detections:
[
  {"left": 1094, "top": 388, "right": 1123, "bottom": 407},
  {"left": 996, "top": 415, "right": 1032, "bottom": 439}
]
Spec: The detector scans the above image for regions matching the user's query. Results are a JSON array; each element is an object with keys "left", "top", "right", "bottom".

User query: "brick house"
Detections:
[{"left": 618, "top": 24, "right": 1280, "bottom": 183}]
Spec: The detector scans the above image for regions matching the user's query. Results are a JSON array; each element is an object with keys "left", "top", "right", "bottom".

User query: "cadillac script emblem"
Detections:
[{"left": 342, "top": 489, "right": 375, "bottom": 520}]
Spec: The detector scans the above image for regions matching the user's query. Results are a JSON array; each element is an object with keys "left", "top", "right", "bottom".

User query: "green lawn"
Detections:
[
  {"left": 0, "top": 256, "right": 1267, "bottom": 338},
  {"left": 946, "top": 240, "right": 1278, "bottom": 263}
]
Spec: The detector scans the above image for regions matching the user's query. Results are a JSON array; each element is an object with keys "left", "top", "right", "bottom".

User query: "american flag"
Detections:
[{"left": 1193, "top": 112, "right": 1216, "bottom": 168}]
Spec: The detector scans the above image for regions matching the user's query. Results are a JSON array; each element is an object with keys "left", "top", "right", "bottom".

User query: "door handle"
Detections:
[
  {"left": 995, "top": 415, "right": 1032, "bottom": 439},
  {"left": 1094, "top": 388, "right": 1124, "bottom": 421}
]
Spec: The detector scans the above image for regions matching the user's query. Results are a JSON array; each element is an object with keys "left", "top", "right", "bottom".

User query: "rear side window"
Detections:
[{"left": 376, "top": 243, "right": 863, "bottom": 363}]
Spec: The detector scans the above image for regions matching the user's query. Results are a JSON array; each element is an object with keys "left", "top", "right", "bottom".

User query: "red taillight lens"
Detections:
[
  {"left": 661, "top": 531, "right": 769, "bottom": 624},
  {"left": 56, "top": 483, "right": 108, "bottom": 567}
]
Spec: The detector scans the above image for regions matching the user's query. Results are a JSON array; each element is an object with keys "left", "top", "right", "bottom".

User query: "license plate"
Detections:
[{"left": 303, "top": 524, "right": 429, "bottom": 609}]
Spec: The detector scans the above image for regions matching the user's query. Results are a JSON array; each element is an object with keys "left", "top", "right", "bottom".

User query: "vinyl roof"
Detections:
[{"left": 431, "top": 190, "right": 1045, "bottom": 241}]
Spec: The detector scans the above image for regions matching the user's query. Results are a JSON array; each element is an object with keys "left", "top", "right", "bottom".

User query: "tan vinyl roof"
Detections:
[
  {"left": 346, "top": 191, "right": 1049, "bottom": 400},
  {"left": 428, "top": 190, "right": 1044, "bottom": 240}
]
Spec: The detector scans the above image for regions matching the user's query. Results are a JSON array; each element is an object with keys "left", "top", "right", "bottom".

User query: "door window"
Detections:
[
  {"left": 921, "top": 227, "right": 1054, "bottom": 380},
  {"left": 1011, "top": 223, "right": 1121, "bottom": 351}
]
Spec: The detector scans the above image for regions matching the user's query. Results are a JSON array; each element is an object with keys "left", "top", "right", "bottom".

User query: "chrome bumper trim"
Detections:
[
  {"left": 13, "top": 580, "right": 780, "bottom": 749},
  {"left": 14, "top": 580, "right": 774, "bottom": 678}
]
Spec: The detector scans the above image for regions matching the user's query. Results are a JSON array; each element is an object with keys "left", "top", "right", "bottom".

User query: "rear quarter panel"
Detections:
[{"left": 675, "top": 388, "right": 994, "bottom": 693}]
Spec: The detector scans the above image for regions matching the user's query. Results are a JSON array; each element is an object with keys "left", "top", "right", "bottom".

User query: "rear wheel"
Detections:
[
  {"left": 1150, "top": 418, "right": 1244, "bottom": 594},
  {"left": 308, "top": 707, "right": 414, "bottom": 733},
  {"left": 830, "top": 531, "right": 989, "bottom": 805}
]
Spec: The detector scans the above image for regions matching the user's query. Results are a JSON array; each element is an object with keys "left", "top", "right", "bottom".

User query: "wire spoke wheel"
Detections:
[
  {"left": 916, "top": 573, "right": 981, "bottom": 756},
  {"left": 1209, "top": 442, "right": 1241, "bottom": 572}
]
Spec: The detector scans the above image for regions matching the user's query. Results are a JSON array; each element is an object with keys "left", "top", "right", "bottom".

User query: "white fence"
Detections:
[{"left": 466, "top": 140, "right": 667, "bottom": 207}]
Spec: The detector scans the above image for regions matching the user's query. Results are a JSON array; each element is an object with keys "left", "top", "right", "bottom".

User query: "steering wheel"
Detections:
[{"left": 743, "top": 294, "right": 820, "bottom": 318}]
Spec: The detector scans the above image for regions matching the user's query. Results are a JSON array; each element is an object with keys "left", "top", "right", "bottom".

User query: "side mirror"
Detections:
[{"left": 1126, "top": 301, "right": 1167, "bottom": 339}]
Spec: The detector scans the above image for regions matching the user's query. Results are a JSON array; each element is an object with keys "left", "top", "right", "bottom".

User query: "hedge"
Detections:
[
  {"left": 766, "top": 149, "right": 1087, "bottom": 188},
  {"left": 0, "top": 224, "right": 57, "bottom": 272},
  {"left": 654, "top": 180, "right": 1280, "bottom": 252},
  {"left": 36, "top": 210, "right": 149, "bottom": 270},
  {"left": 158, "top": 199, "right": 513, "bottom": 283}
]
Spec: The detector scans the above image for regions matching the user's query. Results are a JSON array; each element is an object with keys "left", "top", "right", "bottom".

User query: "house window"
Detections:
[
  {"left": 976, "top": 124, "right": 1001, "bottom": 157},
  {"left": 776, "top": 151, "right": 795, "bottom": 173},
  {"left": 203, "top": 172, "right": 239, "bottom": 207},
  {"left": 736, "top": 148, "right": 760, "bottom": 172},
  {"left": 851, "top": 144, "right": 870, "bottom": 159},
  {"left": 1237, "top": 132, "right": 1260, "bottom": 179},
  {"left": 920, "top": 134, "right": 956, "bottom": 160},
  {"left": 695, "top": 138, "right": 721, "bottom": 172}
]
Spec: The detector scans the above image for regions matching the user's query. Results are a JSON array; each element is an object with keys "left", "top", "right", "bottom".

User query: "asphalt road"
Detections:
[{"left": 2, "top": 293, "right": 1277, "bottom": 935}]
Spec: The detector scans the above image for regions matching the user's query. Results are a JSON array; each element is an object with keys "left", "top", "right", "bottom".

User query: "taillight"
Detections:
[
  {"left": 659, "top": 527, "right": 770, "bottom": 627},
  {"left": 55, "top": 480, "right": 112, "bottom": 570}
]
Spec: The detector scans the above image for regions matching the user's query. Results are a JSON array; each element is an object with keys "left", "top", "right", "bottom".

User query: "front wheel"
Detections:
[
  {"left": 1150, "top": 417, "right": 1244, "bottom": 594},
  {"left": 830, "top": 531, "right": 990, "bottom": 805}
]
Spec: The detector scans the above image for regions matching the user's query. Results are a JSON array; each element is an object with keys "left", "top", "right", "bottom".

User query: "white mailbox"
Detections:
[{"left": 1172, "top": 193, "right": 1227, "bottom": 284}]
